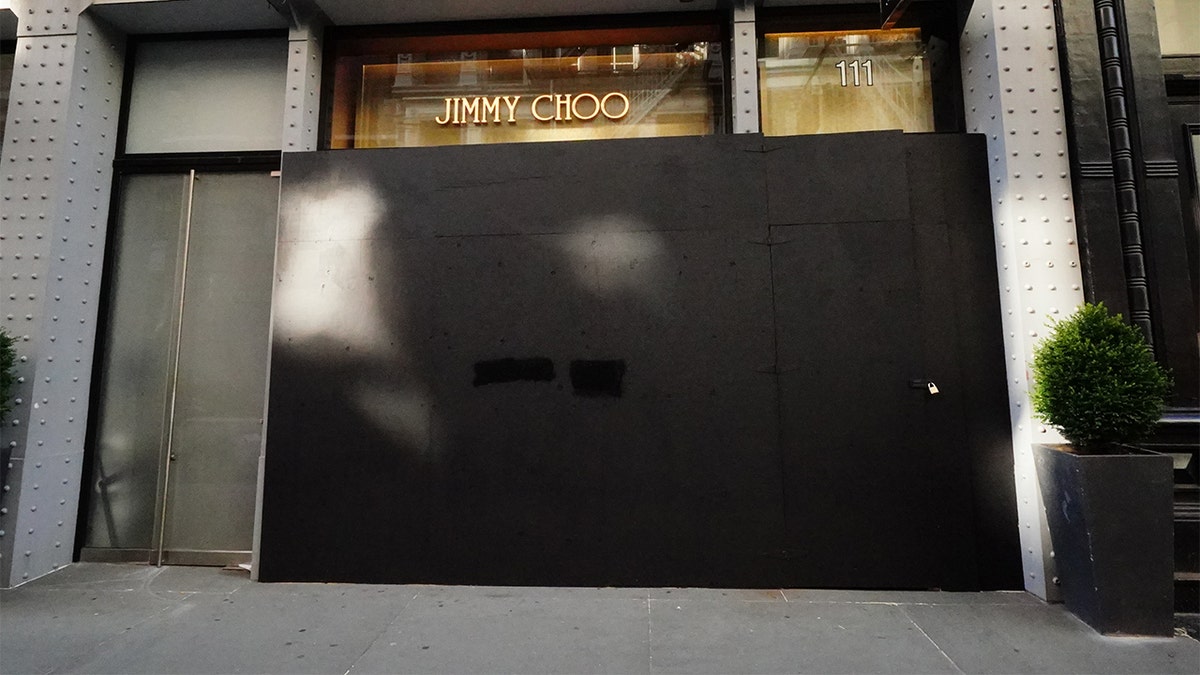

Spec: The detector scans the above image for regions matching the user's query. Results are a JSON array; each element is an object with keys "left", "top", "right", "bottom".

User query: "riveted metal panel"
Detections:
[
  {"left": 730, "top": 1, "right": 759, "bottom": 134},
  {"left": 0, "top": 7, "right": 124, "bottom": 588},
  {"left": 961, "top": 0, "right": 1085, "bottom": 600},
  {"left": 1, "top": 36, "right": 75, "bottom": 409},
  {"left": 283, "top": 22, "right": 323, "bottom": 153},
  {"left": 12, "top": 0, "right": 87, "bottom": 38},
  {"left": 1, "top": 452, "right": 78, "bottom": 583},
  {"left": 1, "top": 26, "right": 78, "bottom": 587}
]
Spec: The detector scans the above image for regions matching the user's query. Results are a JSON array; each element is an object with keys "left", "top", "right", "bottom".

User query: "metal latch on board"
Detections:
[{"left": 909, "top": 380, "right": 939, "bottom": 395}]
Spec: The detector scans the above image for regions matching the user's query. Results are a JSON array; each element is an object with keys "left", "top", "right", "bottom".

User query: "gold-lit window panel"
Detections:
[
  {"left": 328, "top": 25, "right": 724, "bottom": 149},
  {"left": 759, "top": 28, "right": 935, "bottom": 137}
]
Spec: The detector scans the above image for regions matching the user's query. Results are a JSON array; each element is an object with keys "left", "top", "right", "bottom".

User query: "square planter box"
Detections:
[{"left": 1033, "top": 443, "right": 1174, "bottom": 636}]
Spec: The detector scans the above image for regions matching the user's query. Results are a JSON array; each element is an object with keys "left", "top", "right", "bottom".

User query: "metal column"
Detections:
[
  {"left": 0, "top": 2, "right": 124, "bottom": 587},
  {"left": 960, "top": 0, "right": 1086, "bottom": 600}
]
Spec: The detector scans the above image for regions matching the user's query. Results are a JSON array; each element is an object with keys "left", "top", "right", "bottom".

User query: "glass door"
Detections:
[{"left": 81, "top": 170, "right": 278, "bottom": 566}]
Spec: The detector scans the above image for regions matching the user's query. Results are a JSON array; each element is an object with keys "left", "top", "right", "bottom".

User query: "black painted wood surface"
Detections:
[{"left": 259, "top": 132, "right": 1020, "bottom": 590}]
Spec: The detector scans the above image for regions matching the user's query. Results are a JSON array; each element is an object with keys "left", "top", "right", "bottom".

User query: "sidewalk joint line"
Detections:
[
  {"left": 901, "top": 605, "right": 965, "bottom": 675},
  {"left": 646, "top": 591, "right": 654, "bottom": 673},
  {"left": 47, "top": 585, "right": 195, "bottom": 674},
  {"left": 342, "top": 588, "right": 422, "bottom": 675}
]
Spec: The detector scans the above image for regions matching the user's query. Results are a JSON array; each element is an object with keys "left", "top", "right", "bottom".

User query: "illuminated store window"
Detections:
[
  {"left": 758, "top": 28, "right": 934, "bottom": 136},
  {"left": 325, "top": 23, "right": 724, "bottom": 148}
]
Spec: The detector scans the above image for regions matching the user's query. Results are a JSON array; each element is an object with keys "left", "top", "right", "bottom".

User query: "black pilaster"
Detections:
[
  {"left": 1054, "top": 0, "right": 1199, "bottom": 406},
  {"left": 1055, "top": 1, "right": 1129, "bottom": 318},
  {"left": 1121, "top": 0, "right": 1199, "bottom": 406}
]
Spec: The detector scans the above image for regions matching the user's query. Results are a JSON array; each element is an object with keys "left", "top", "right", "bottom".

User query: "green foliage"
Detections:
[
  {"left": 0, "top": 329, "right": 14, "bottom": 423},
  {"left": 1030, "top": 302, "right": 1172, "bottom": 449}
]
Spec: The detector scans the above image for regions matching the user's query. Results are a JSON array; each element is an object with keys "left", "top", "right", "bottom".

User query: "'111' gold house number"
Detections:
[{"left": 435, "top": 92, "right": 632, "bottom": 125}]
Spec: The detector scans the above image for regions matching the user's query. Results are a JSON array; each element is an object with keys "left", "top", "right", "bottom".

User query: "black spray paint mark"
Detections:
[
  {"left": 569, "top": 360, "right": 626, "bottom": 397},
  {"left": 473, "top": 358, "right": 556, "bottom": 386}
]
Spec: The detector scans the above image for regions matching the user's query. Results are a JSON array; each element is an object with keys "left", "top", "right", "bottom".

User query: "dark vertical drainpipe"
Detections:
[{"left": 1093, "top": 0, "right": 1155, "bottom": 348}]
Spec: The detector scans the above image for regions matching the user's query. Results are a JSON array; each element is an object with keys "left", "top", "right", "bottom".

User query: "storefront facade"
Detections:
[{"left": 0, "top": 0, "right": 1195, "bottom": 595}]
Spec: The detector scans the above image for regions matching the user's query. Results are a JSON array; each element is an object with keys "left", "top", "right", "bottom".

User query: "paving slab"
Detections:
[
  {"left": 146, "top": 566, "right": 254, "bottom": 595},
  {"left": 647, "top": 596, "right": 958, "bottom": 674},
  {"left": 64, "top": 583, "right": 413, "bottom": 675},
  {"left": 12, "top": 562, "right": 163, "bottom": 592},
  {"left": 904, "top": 601, "right": 1200, "bottom": 674},
  {"left": 783, "top": 589, "right": 1040, "bottom": 606},
  {"left": 2, "top": 564, "right": 1198, "bottom": 675},
  {"left": 0, "top": 585, "right": 185, "bottom": 675},
  {"left": 411, "top": 584, "right": 653, "bottom": 601},
  {"left": 652, "top": 588, "right": 787, "bottom": 602},
  {"left": 351, "top": 589, "right": 650, "bottom": 674}
]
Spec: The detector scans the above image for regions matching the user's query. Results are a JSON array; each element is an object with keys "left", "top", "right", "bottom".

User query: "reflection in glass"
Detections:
[
  {"left": 84, "top": 175, "right": 189, "bottom": 550},
  {"left": 331, "top": 29, "right": 724, "bottom": 148},
  {"left": 161, "top": 173, "right": 277, "bottom": 553},
  {"left": 84, "top": 172, "right": 277, "bottom": 556},
  {"left": 759, "top": 29, "right": 934, "bottom": 136}
]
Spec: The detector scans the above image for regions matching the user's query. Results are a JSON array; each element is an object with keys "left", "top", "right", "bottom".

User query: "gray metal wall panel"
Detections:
[
  {"left": 0, "top": 8, "right": 124, "bottom": 587},
  {"left": 283, "top": 20, "right": 323, "bottom": 153}
]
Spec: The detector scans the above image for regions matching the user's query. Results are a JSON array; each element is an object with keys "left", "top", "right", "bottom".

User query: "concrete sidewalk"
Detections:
[{"left": 0, "top": 564, "right": 1196, "bottom": 675}]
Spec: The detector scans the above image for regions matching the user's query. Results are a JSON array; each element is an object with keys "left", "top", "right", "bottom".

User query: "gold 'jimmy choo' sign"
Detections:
[{"left": 435, "top": 92, "right": 631, "bottom": 126}]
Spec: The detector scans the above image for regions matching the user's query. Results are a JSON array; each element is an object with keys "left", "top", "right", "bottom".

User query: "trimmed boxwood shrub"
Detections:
[{"left": 1030, "top": 302, "right": 1172, "bottom": 449}]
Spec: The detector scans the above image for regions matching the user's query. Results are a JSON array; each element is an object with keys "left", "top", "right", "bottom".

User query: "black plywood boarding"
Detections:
[{"left": 260, "top": 132, "right": 1020, "bottom": 590}]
